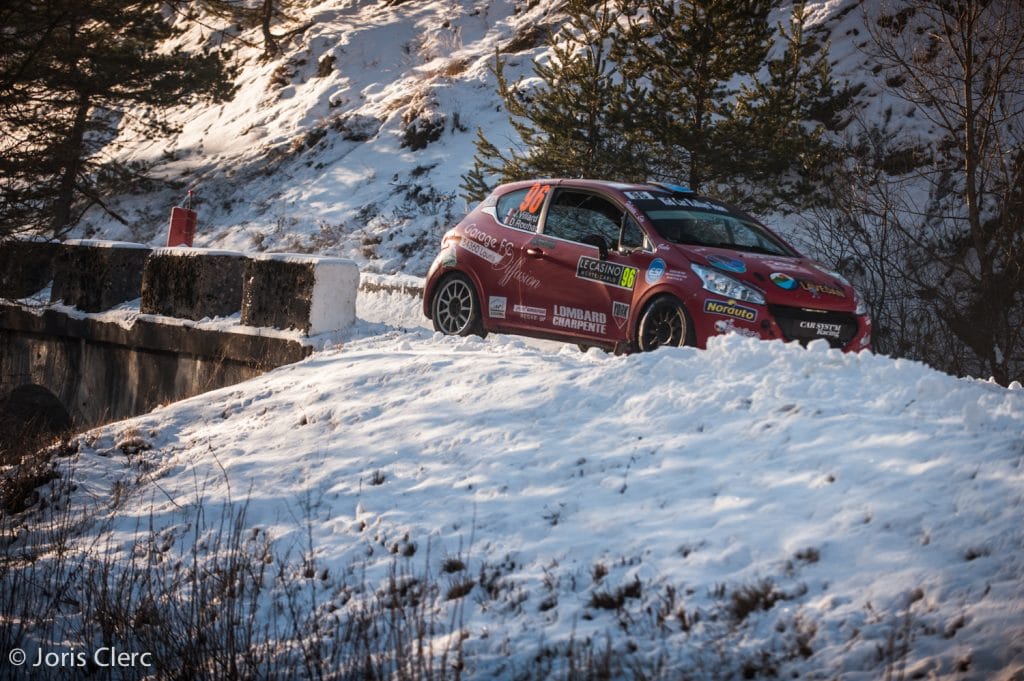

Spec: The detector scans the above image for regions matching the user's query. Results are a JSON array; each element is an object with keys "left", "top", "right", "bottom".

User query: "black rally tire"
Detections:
[
  {"left": 636, "top": 296, "right": 691, "bottom": 351},
  {"left": 430, "top": 273, "right": 487, "bottom": 338}
]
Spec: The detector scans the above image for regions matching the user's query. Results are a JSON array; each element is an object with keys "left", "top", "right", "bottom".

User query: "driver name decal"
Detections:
[{"left": 576, "top": 256, "right": 638, "bottom": 290}]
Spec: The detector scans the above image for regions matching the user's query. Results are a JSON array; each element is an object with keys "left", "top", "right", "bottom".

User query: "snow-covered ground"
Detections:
[{"left": 40, "top": 287, "right": 1024, "bottom": 679}]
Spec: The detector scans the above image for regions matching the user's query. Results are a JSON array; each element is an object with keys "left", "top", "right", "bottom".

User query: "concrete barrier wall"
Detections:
[
  {"left": 241, "top": 254, "right": 359, "bottom": 334},
  {"left": 0, "top": 238, "right": 62, "bottom": 299},
  {"left": 141, "top": 248, "right": 247, "bottom": 320},
  {"left": 0, "top": 239, "right": 363, "bottom": 437},
  {"left": 0, "top": 305, "right": 309, "bottom": 429},
  {"left": 50, "top": 240, "right": 151, "bottom": 312},
  {"left": 1, "top": 238, "right": 362, "bottom": 336}
]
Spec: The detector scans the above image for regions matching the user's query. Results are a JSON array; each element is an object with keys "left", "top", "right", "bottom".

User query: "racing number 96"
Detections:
[
  {"left": 519, "top": 183, "right": 550, "bottom": 213},
  {"left": 619, "top": 267, "right": 637, "bottom": 289}
]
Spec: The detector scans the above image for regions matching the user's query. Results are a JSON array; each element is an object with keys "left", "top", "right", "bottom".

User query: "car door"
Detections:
[
  {"left": 521, "top": 188, "right": 643, "bottom": 344},
  {"left": 473, "top": 182, "right": 551, "bottom": 329}
]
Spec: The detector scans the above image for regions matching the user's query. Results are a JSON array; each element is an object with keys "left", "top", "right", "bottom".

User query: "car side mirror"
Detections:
[{"left": 581, "top": 234, "right": 609, "bottom": 260}]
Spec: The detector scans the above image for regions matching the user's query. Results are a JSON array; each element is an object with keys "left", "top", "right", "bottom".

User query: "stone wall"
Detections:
[
  {"left": 0, "top": 238, "right": 361, "bottom": 335},
  {"left": 0, "top": 238, "right": 62, "bottom": 299},
  {"left": 0, "top": 239, "right": 362, "bottom": 439},
  {"left": 141, "top": 248, "right": 247, "bottom": 320},
  {"left": 50, "top": 240, "right": 151, "bottom": 312},
  {"left": 241, "top": 254, "right": 360, "bottom": 334}
]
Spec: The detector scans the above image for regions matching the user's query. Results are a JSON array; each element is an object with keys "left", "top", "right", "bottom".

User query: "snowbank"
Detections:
[{"left": 58, "top": 324, "right": 1024, "bottom": 679}]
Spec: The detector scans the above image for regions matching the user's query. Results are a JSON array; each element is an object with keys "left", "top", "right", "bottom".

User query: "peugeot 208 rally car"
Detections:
[{"left": 423, "top": 179, "right": 872, "bottom": 353}]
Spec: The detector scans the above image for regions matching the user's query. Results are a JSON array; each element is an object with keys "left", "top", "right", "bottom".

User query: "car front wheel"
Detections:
[
  {"left": 431, "top": 273, "right": 486, "bottom": 337},
  {"left": 637, "top": 297, "right": 690, "bottom": 351}
]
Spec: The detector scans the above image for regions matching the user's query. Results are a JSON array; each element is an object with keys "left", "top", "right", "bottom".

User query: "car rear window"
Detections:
[{"left": 496, "top": 187, "right": 543, "bottom": 232}]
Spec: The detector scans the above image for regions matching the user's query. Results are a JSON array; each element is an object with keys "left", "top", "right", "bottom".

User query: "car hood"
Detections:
[{"left": 680, "top": 246, "right": 857, "bottom": 312}]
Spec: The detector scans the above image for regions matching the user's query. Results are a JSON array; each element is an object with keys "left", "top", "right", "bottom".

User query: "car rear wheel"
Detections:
[
  {"left": 637, "top": 297, "right": 690, "bottom": 351},
  {"left": 431, "top": 273, "right": 486, "bottom": 337}
]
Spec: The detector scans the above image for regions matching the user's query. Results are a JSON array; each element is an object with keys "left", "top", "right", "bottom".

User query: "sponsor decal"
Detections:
[
  {"left": 656, "top": 196, "right": 729, "bottom": 212},
  {"left": 770, "top": 272, "right": 798, "bottom": 290},
  {"left": 703, "top": 298, "right": 758, "bottom": 322},
  {"left": 624, "top": 191, "right": 656, "bottom": 201},
  {"left": 528, "top": 235, "right": 557, "bottom": 250},
  {"left": 489, "top": 296, "right": 507, "bottom": 319},
  {"left": 461, "top": 237, "right": 503, "bottom": 265},
  {"left": 799, "top": 320, "right": 843, "bottom": 339},
  {"left": 552, "top": 305, "right": 607, "bottom": 335},
  {"left": 665, "top": 270, "right": 688, "bottom": 282},
  {"left": 645, "top": 258, "right": 666, "bottom": 284},
  {"left": 576, "top": 256, "right": 639, "bottom": 290},
  {"left": 513, "top": 304, "right": 546, "bottom": 321},
  {"left": 461, "top": 224, "right": 513, "bottom": 265},
  {"left": 714, "top": 318, "right": 760, "bottom": 338},
  {"left": 625, "top": 201, "right": 647, "bottom": 223},
  {"left": 799, "top": 280, "right": 846, "bottom": 298},
  {"left": 465, "top": 224, "right": 498, "bottom": 249},
  {"left": 749, "top": 257, "right": 817, "bottom": 275},
  {"left": 496, "top": 256, "right": 542, "bottom": 289},
  {"left": 612, "top": 301, "right": 630, "bottom": 328},
  {"left": 707, "top": 255, "right": 746, "bottom": 273}
]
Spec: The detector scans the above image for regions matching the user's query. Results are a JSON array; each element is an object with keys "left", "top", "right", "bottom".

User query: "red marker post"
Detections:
[{"left": 166, "top": 190, "right": 197, "bottom": 247}]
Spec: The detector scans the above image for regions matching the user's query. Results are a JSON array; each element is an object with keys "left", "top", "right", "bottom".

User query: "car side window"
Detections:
[
  {"left": 496, "top": 187, "right": 543, "bottom": 232},
  {"left": 543, "top": 190, "right": 622, "bottom": 246}
]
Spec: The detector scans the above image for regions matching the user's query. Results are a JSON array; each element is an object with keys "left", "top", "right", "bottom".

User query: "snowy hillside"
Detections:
[
  {"left": 79, "top": 0, "right": 571, "bottom": 273},
  {"left": 34, "top": 289, "right": 1024, "bottom": 679},
  {"left": 76, "top": 0, "right": 896, "bottom": 276}
]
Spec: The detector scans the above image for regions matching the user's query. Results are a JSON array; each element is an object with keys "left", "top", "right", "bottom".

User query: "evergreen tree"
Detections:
[
  {"left": 199, "top": 0, "right": 311, "bottom": 59},
  {"left": 462, "top": 0, "right": 647, "bottom": 202},
  {"left": 722, "top": 2, "right": 843, "bottom": 207},
  {"left": 625, "top": 0, "right": 777, "bottom": 191},
  {"left": 0, "top": 0, "right": 235, "bottom": 238}
]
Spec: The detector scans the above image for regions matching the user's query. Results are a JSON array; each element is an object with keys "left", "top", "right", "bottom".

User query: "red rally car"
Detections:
[{"left": 423, "top": 179, "right": 872, "bottom": 354}]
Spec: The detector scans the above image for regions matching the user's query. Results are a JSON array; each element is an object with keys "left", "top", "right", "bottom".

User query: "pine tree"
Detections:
[
  {"left": 462, "top": 0, "right": 647, "bottom": 201},
  {"left": 625, "top": 0, "right": 776, "bottom": 191},
  {"left": 199, "top": 0, "right": 311, "bottom": 59},
  {"left": 722, "top": 2, "right": 844, "bottom": 207},
  {"left": 460, "top": 128, "right": 512, "bottom": 203},
  {"left": 0, "top": 0, "right": 236, "bottom": 238}
]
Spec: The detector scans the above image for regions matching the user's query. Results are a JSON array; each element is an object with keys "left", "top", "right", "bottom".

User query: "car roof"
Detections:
[
  {"left": 494, "top": 178, "right": 740, "bottom": 210},
  {"left": 491, "top": 178, "right": 770, "bottom": 227},
  {"left": 495, "top": 176, "right": 704, "bottom": 195}
]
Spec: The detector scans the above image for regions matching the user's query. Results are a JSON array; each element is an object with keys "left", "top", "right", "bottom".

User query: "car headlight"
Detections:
[{"left": 691, "top": 263, "right": 766, "bottom": 305}]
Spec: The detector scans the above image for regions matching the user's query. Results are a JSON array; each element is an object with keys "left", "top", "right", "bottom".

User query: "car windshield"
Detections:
[{"left": 645, "top": 209, "right": 794, "bottom": 256}]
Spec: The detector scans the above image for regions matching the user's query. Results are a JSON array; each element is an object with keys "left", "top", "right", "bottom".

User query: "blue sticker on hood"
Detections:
[
  {"left": 646, "top": 258, "right": 666, "bottom": 284},
  {"left": 770, "top": 272, "right": 798, "bottom": 290},
  {"left": 707, "top": 255, "right": 746, "bottom": 273}
]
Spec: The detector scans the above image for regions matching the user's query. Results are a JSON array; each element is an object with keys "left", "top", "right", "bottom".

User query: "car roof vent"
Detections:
[{"left": 648, "top": 181, "right": 693, "bottom": 194}]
